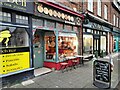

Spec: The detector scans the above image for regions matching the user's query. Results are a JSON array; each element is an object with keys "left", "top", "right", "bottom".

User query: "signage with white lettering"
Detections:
[{"left": 0, "top": 0, "right": 34, "bottom": 14}]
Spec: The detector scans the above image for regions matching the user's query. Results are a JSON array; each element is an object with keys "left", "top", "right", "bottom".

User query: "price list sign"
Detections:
[{"left": 93, "top": 60, "right": 111, "bottom": 88}]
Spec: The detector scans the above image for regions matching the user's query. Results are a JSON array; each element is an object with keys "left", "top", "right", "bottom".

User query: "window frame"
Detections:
[
  {"left": 104, "top": 4, "right": 108, "bottom": 20},
  {"left": 97, "top": 0, "right": 102, "bottom": 16},
  {"left": 113, "top": 14, "right": 116, "bottom": 26},
  {"left": 88, "top": 0, "right": 93, "bottom": 12}
]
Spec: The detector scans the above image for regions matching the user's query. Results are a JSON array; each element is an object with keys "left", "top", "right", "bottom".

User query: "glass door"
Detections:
[{"left": 94, "top": 37, "right": 100, "bottom": 56}]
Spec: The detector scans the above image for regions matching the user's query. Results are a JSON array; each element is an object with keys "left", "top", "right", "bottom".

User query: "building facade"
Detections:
[
  {"left": 0, "top": 0, "right": 84, "bottom": 86},
  {"left": 59, "top": 0, "right": 120, "bottom": 56}
]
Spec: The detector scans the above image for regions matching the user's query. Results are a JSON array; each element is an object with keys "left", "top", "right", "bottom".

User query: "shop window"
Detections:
[
  {"left": 114, "top": 39, "right": 116, "bottom": 50},
  {"left": 83, "top": 28, "right": 85, "bottom": 32},
  {"left": 46, "top": 20, "right": 55, "bottom": 29},
  {"left": 0, "top": 26, "right": 29, "bottom": 48},
  {"left": 73, "top": 26, "right": 78, "bottom": 33},
  {"left": 0, "top": 11, "right": 11, "bottom": 22},
  {"left": 16, "top": 15, "right": 28, "bottom": 24},
  {"left": 100, "top": 36, "right": 106, "bottom": 52},
  {"left": 56, "top": 23, "right": 64, "bottom": 30},
  {"left": 64, "top": 24, "right": 72, "bottom": 31},
  {"left": 32, "top": 18, "right": 44, "bottom": 28},
  {"left": 103, "top": 32, "right": 106, "bottom": 35},
  {"left": 58, "top": 33, "right": 78, "bottom": 61},
  {"left": 87, "top": 29, "right": 92, "bottom": 33},
  {"left": 83, "top": 35, "right": 93, "bottom": 54},
  {"left": 45, "top": 32, "right": 56, "bottom": 60}
]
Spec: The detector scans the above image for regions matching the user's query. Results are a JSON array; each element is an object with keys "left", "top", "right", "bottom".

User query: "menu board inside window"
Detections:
[
  {"left": 64, "top": 24, "right": 72, "bottom": 31},
  {"left": 46, "top": 20, "right": 55, "bottom": 29},
  {"left": 57, "top": 23, "right": 63, "bottom": 30}
]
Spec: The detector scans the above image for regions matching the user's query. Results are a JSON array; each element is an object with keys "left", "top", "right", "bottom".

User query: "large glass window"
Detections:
[
  {"left": 45, "top": 32, "right": 56, "bottom": 60},
  {"left": 0, "top": 26, "right": 29, "bottom": 48},
  {"left": 83, "top": 35, "right": 93, "bottom": 54},
  {"left": 100, "top": 36, "right": 106, "bottom": 51},
  {"left": 58, "top": 33, "right": 78, "bottom": 60}
]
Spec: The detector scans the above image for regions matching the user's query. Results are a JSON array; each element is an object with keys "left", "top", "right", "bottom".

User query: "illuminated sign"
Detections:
[{"left": 0, "top": 47, "right": 30, "bottom": 75}]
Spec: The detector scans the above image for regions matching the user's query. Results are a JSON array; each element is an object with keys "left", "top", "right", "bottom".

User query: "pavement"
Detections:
[{"left": 3, "top": 52, "right": 120, "bottom": 89}]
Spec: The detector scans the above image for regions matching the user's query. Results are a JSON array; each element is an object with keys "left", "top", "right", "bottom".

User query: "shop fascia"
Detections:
[
  {"left": 83, "top": 21, "right": 111, "bottom": 32},
  {"left": 36, "top": 3, "right": 82, "bottom": 26},
  {"left": 6, "top": 0, "right": 26, "bottom": 7}
]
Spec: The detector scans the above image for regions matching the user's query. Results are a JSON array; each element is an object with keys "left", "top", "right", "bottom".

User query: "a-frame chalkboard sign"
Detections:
[{"left": 93, "top": 60, "right": 111, "bottom": 89}]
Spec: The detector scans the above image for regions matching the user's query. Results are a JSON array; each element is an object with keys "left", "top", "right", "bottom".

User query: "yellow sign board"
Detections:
[{"left": 0, "top": 52, "right": 30, "bottom": 75}]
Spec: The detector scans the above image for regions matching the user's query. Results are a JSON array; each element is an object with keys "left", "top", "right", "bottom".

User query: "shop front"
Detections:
[
  {"left": 0, "top": 1, "right": 34, "bottom": 86},
  {"left": 113, "top": 27, "right": 120, "bottom": 52},
  {"left": 83, "top": 18, "right": 111, "bottom": 57},
  {"left": 33, "top": 2, "right": 83, "bottom": 70}
]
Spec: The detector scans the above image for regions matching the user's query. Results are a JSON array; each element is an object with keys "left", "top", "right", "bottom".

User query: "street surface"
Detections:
[{"left": 8, "top": 53, "right": 120, "bottom": 89}]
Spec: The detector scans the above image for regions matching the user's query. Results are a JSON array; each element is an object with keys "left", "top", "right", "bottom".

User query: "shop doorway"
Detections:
[
  {"left": 93, "top": 36, "right": 100, "bottom": 56},
  {"left": 33, "top": 30, "right": 44, "bottom": 69}
]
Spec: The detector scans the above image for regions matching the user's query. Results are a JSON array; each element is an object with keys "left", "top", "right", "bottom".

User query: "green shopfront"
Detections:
[
  {"left": 113, "top": 27, "right": 120, "bottom": 52},
  {"left": 0, "top": 1, "right": 34, "bottom": 86}
]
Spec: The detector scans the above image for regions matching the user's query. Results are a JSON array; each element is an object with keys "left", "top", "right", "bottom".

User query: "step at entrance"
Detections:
[{"left": 34, "top": 67, "right": 52, "bottom": 77}]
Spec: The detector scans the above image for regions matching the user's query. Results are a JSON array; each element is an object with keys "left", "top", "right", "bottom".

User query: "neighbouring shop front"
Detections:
[
  {"left": 0, "top": 1, "right": 34, "bottom": 86},
  {"left": 32, "top": 2, "right": 83, "bottom": 70},
  {"left": 113, "top": 27, "right": 120, "bottom": 52},
  {"left": 83, "top": 13, "right": 112, "bottom": 57}
]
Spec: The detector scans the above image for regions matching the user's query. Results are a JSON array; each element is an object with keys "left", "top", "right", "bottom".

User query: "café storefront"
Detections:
[
  {"left": 113, "top": 27, "right": 120, "bottom": 52},
  {"left": 33, "top": 2, "right": 83, "bottom": 70},
  {"left": 0, "top": 1, "right": 34, "bottom": 86},
  {"left": 83, "top": 13, "right": 112, "bottom": 57}
]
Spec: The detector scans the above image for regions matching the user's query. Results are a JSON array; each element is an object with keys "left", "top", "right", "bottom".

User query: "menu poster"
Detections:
[{"left": 94, "top": 60, "right": 111, "bottom": 83}]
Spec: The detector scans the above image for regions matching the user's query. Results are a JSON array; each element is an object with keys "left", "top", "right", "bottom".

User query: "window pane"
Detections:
[
  {"left": 58, "top": 33, "right": 78, "bottom": 61},
  {"left": 45, "top": 32, "right": 56, "bottom": 60},
  {"left": 0, "top": 11, "right": 11, "bottom": 22},
  {"left": 83, "top": 35, "right": 93, "bottom": 54},
  {"left": 0, "top": 26, "right": 29, "bottom": 48},
  {"left": 88, "top": 0, "right": 93, "bottom": 12},
  {"left": 104, "top": 5, "right": 108, "bottom": 20},
  {"left": 97, "top": 0, "right": 101, "bottom": 16},
  {"left": 16, "top": 15, "right": 28, "bottom": 24}
]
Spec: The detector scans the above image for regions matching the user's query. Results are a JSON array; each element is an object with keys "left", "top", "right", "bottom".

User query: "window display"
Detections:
[
  {"left": 0, "top": 26, "right": 29, "bottom": 48},
  {"left": 83, "top": 35, "right": 93, "bottom": 54},
  {"left": 58, "top": 33, "right": 78, "bottom": 60},
  {"left": 45, "top": 32, "right": 56, "bottom": 60},
  {"left": 100, "top": 36, "right": 106, "bottom": 51}
]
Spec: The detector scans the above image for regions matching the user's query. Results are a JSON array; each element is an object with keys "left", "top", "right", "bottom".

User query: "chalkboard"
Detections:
[{"left": 93, "top": 60, "right": 111, "bottom": 88}]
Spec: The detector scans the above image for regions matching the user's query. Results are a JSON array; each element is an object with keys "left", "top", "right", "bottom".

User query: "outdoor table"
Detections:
[{"left": 74, "top": 55, "right": 85, "bottom": 65}]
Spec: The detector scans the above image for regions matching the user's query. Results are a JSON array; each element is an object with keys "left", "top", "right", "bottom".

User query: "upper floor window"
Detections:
[
  {"left": 0, "top": 11, "right": 11, "bottom": 22},
  {"left": 97, "top": 0, "right": 101, "bottom": 16},
  {"left": 113, "top": 14, "right": 116, "bottom": 26},
  {"left": 88, "top": 0, "right": 93, "bottom": 12},
  {"left": 16, "top": 15, "right": 28, "bottom": 24},
  {"left": 116, "top": 17, "right": 118, "bottom": 27},
  {"left": 104, "top": 5, "right": 108, "bottom": 20}
]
